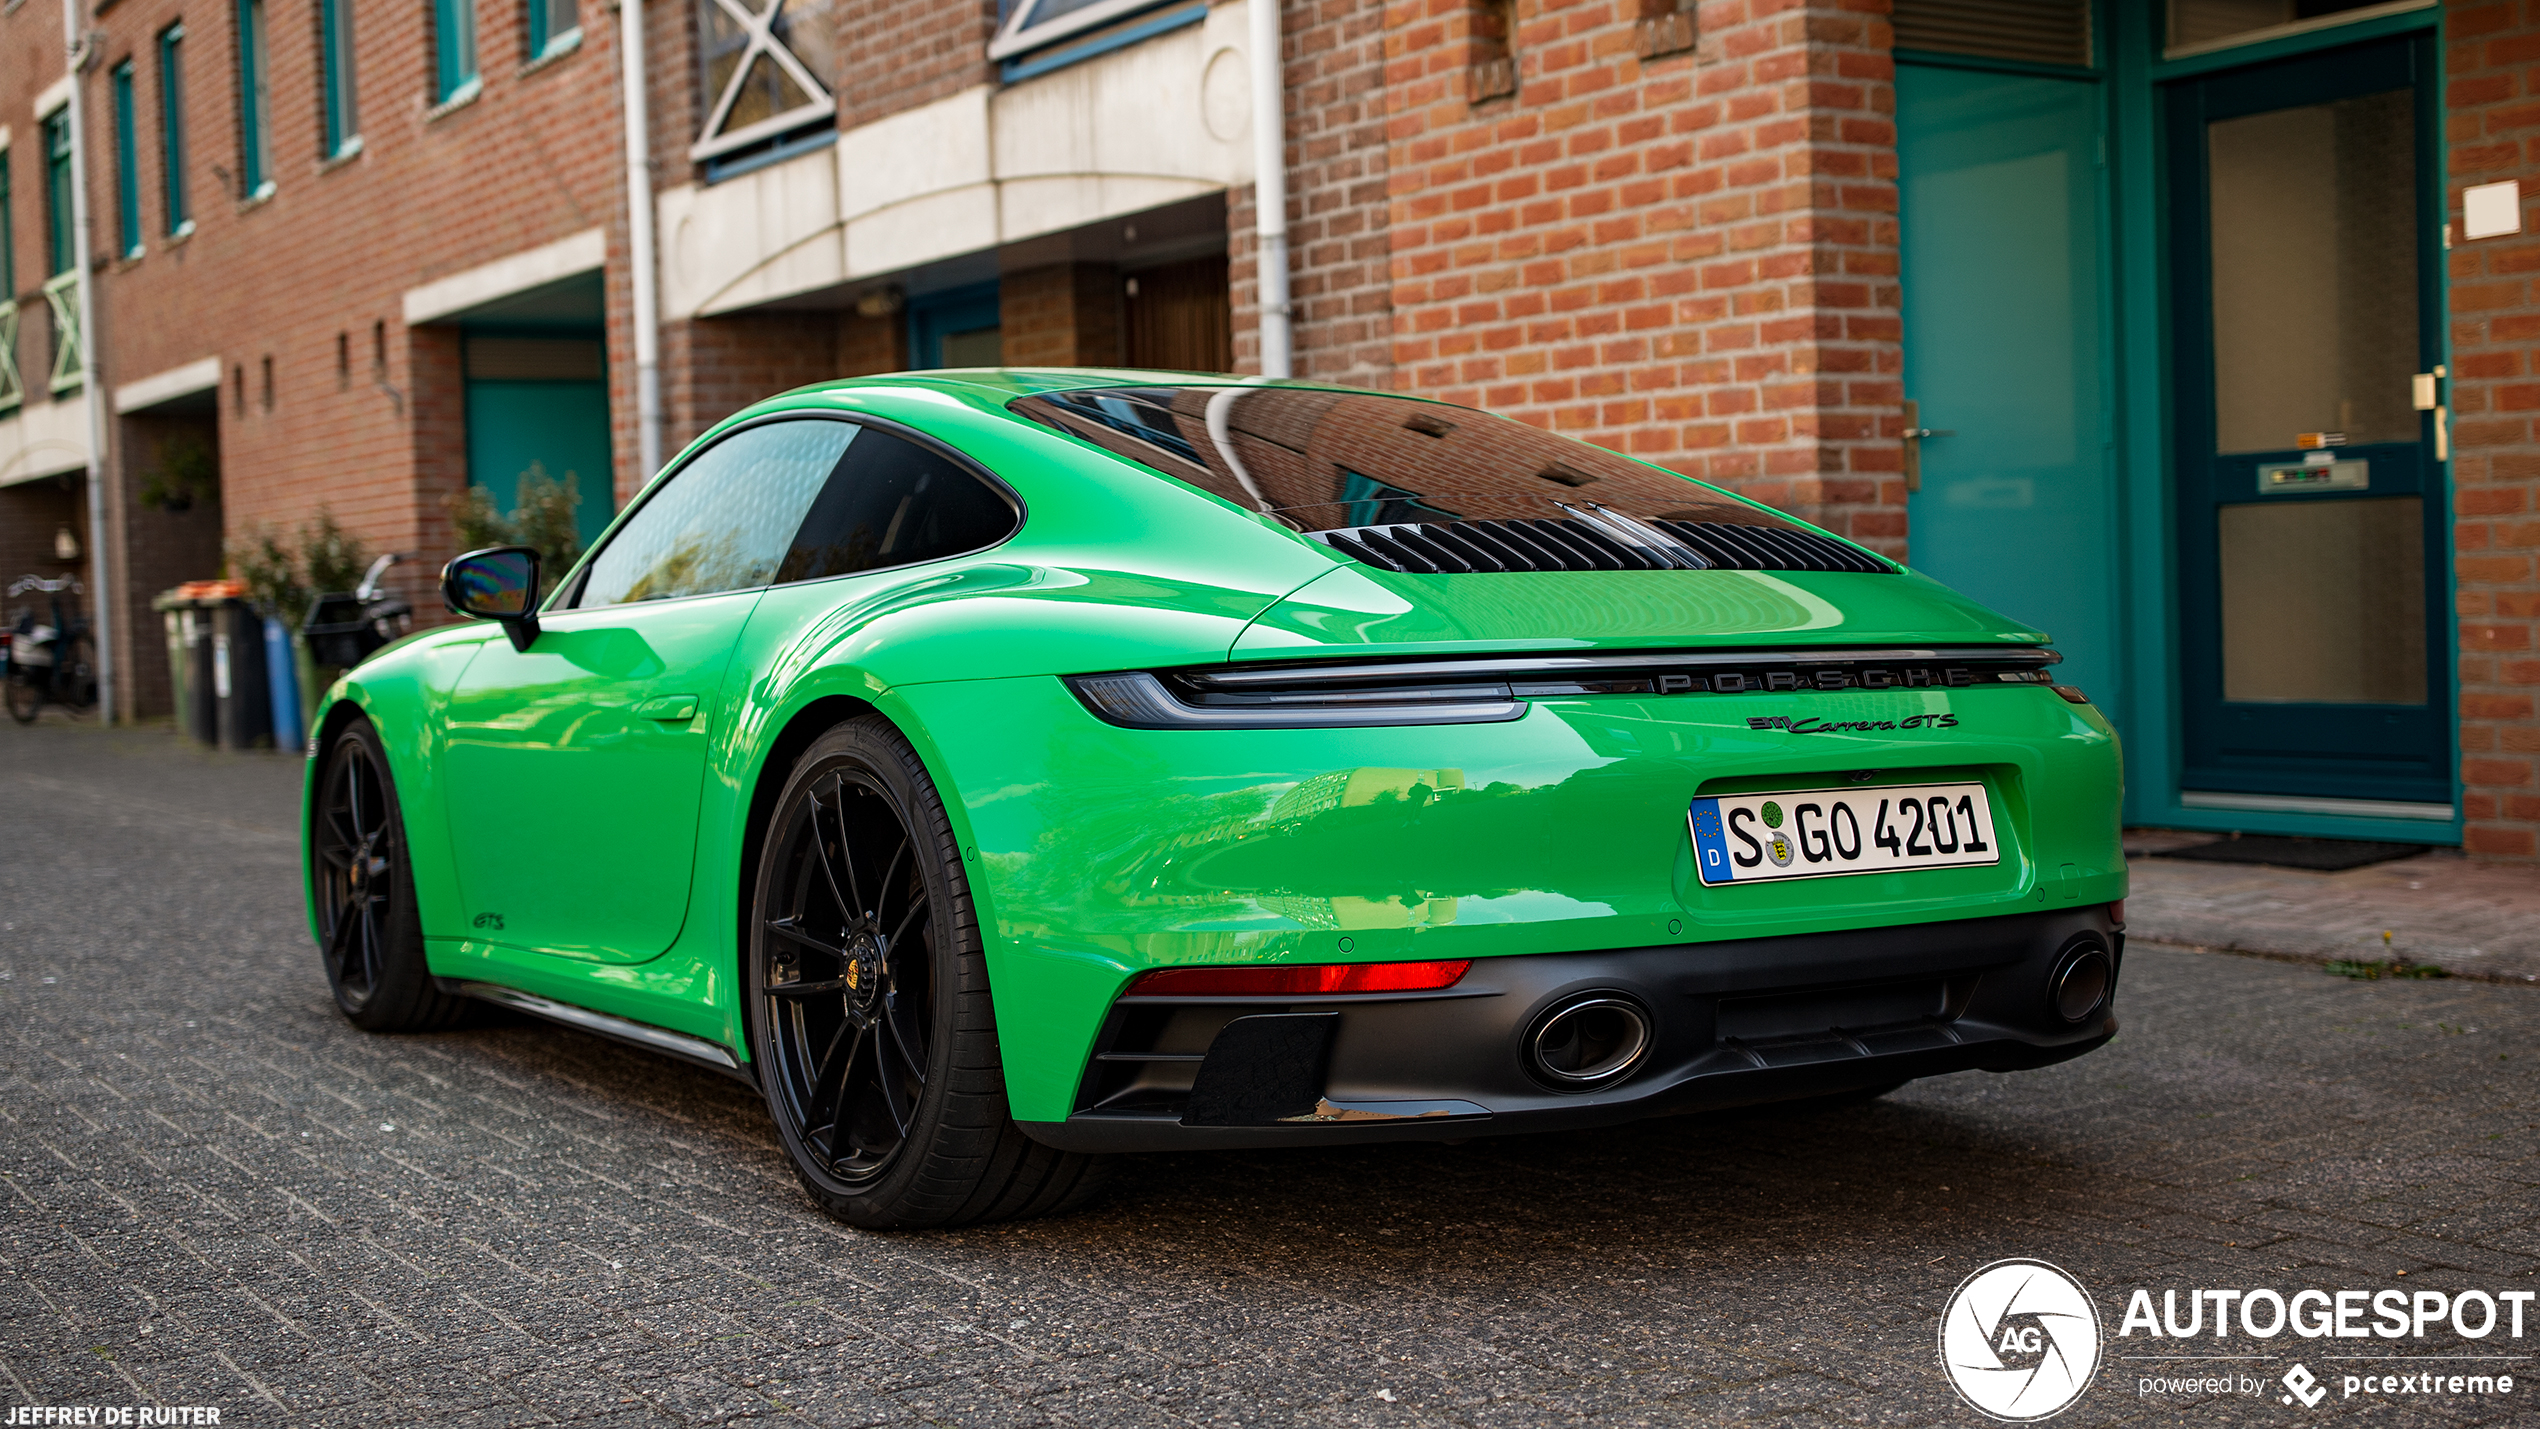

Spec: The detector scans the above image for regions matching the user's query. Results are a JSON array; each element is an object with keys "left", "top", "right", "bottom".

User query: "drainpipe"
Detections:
[
  {"left": 60, "top": 0, "right": 114, "bottom": 723},
  {"left": 618, "top": 0, "right": 665, "bottom": 480},
  {"left": 1247, "top": 0, "right": 1291, "bottom": 379}
]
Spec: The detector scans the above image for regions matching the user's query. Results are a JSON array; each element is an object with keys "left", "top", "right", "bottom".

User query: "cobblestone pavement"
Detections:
[
  {"left": 2125, "top": 836, "right": 2540, "bottom": 984},
  {"left": 3, "top": 722, "right": 2538, "bottom": 1427}
]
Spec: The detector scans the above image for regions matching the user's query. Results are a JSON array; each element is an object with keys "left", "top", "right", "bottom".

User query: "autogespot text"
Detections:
[{"left": 2119, "top": 1286, "right": 2535, "bottom": 1340}]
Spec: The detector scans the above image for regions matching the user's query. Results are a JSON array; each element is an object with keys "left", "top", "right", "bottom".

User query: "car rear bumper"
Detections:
[{"left": 1018, "top": 905, "right": 2119, "bottom": 1153}]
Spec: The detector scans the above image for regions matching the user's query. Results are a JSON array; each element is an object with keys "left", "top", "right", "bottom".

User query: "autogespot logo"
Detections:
[{"left": 1940, "top": 1259, "right": 2105, "bottom": 1421}]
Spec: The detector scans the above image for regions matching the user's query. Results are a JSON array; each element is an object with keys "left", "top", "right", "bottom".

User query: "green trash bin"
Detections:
[
  {"left": 151, "top": 590, "right": 219, "bottom": 746},
  {"left": 152, "top": 591, "right": 198, "bottom": 741}
]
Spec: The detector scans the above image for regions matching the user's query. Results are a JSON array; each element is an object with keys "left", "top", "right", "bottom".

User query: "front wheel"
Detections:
[
  {"left": 312, "top": 717, "right": 467, "bottom": 1031},
  {"left": 748, "top": 717, "right": 1108, "bottom": 1229}
]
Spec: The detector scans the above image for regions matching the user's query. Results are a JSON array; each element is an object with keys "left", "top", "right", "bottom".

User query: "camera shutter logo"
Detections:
[{"left": 1939, "top": 1259, "right": 2103, "bottom": 1421}]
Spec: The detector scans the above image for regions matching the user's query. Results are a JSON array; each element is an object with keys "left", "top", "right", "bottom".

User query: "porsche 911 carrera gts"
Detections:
[{"left": 305, "top": 370, "right": 2126, "bottom": 1228}]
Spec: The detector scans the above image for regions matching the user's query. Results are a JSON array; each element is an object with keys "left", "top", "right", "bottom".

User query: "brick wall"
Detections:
[
  {"left": 1001, "top": 264, "right": 1126, "bottom": 368},
  {"left": 112, "top": 413, "right": 226, "bottom": 717},
  {"left": 835, "top": 0, "right": 999, "bottom": 130},
  {"left": 1379, "top": 0, "right": 1903, "bottom": 552},
  {"left": 837, "top": 308, "right": 907, "bottom": 376},
  {"left": 56, "top": 0, "right": 651, "bottom": 683},
  {"left": 0, "top": 484, "right": 85, "bottom": 613},
  {"left": 1233, "top": 0, "right": 1399, "bottom": 387},
  {"left": 660, "top": 312, "right": 846, "bottom": 453},
  {"left": 2444, "top": 0, "right": 2540, "bottom": 859}
]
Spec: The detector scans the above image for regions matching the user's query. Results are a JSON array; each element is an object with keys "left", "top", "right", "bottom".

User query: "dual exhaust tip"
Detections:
[
  {"left": 1521, "top": 934, "right": 2115, "bottom": 1092},
  {"left": 2051, "top": 936, "right": 2113, "bottom": 1025}
]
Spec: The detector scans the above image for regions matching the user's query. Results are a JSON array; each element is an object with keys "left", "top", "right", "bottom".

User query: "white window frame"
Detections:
[
  {"left": 987, "top": 0, "right": 1182, "bottom": 61},
  {"left": 689, "top": 0, "right": 836, "bottom": 164}
]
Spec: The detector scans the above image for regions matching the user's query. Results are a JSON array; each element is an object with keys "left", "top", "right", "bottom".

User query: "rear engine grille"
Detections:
[
  {"left": 1311, "top": 516, "right": 1890, "bottom": 576},
  {"left": 1651, "top": 520, "right": 1891, "bottom": 574}
]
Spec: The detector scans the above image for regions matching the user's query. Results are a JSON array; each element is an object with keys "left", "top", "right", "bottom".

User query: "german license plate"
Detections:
[{"left": 1688, "top": 782, "right": 2000, "bottom": 885}]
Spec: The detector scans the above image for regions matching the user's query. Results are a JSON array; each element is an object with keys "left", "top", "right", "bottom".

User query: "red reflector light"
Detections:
[
  {"left": 1126, "top": 959, "right": 1474, "bottom": 998},
  {"left": 2052, "top": 685, "right": 2092, "bottom": 705}
]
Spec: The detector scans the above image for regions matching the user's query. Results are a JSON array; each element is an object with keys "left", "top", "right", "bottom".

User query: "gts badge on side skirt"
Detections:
[{"left": 1748, "top": 714, "right": 1958, "bottom": 735}]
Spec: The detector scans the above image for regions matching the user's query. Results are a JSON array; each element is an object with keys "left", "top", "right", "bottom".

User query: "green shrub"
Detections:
[
  {"left": 447, "top": 463, "right": 583, "bottom": 585},
  {"left": 225, "top": 508, "right": 371, "bottom": 629}
]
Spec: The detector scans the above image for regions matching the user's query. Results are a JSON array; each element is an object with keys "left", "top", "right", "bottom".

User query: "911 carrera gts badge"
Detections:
[
  {"left": 1748, "top": 714, "right": 1958, "bottom": 734},
  {"left": 472, "top": 912, "right": 505, "bottom": 930}
]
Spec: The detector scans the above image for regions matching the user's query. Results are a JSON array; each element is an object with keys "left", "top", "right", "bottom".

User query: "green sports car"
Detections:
[{"left": 305, "top": 371, "right": 2126, "bottom": 1228}]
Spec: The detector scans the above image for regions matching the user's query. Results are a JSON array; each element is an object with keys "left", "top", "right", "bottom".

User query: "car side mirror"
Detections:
[{"left": 442, "top": 546, "right": 543, "bottom": 652}]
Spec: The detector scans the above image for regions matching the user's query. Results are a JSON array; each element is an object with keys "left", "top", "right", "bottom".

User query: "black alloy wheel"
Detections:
[
  {"left": 312, "top": 718, "right": 464, "bottom": 1031},
  {"left": 749, "top": 717, "right": 1108, "bottom": 1228},
  {"left": 761, "top": 763, "right": 936, "bottom": 1186}
]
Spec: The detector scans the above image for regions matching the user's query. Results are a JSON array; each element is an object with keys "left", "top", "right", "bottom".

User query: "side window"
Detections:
[
  {"left": 577, "top": 420, "right": 854, "bottom": 607},
  {"left": 774, "top": 426, "right": 1017, "bottom": 584}
]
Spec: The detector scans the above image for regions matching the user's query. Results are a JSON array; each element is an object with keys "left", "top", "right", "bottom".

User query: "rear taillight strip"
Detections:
[{"left": 1064, "top": 647, "right": 2061, "bottom": 729}]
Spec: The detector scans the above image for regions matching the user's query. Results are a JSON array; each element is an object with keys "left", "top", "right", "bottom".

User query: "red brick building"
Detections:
[{"left": 1, "top": 0, "right": 2534, "bottom": 858}]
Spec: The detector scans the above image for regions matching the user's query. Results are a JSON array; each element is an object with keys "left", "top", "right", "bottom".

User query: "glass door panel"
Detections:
[
  {"left": 2167, "top": 33, "right": 2449, "bottom": 808},
  {"left": 2208, "top": 89, "right": 2417, "bottom": 452},
  {"left": 2218, "top": 496, "right": 2425, "bottom": 704}
]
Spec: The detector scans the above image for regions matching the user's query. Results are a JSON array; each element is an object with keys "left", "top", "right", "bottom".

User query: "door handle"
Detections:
[
  {"left": 1901, "top": 400, "right": 1956, "bottom": 493},
  {"left": 634, "top": 694, "right": 699, "bottom": 722},
  {"left": 2414, "top": 366, "right": 2448, "bottom": 462}
]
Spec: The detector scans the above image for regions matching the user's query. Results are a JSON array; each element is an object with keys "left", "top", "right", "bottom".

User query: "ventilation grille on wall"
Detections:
[
  {"left": 1310, "top": 518, "right": 1892, "bottom": 575},
  {"left": 1893, "top": 0, "right": 2091, "bottom": 67}
]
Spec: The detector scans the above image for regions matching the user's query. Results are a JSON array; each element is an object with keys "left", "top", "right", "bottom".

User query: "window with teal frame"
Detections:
[
  {"left": 112, "top": 63, "right": 142, "bottom": 258},
  {"left": 42, "top": 109, "right": 72, "bottom": 277},
  {"left": 690, "top": 0, "right": 837, "bottom": 172},
  {"left": 528, "top": 0, "right": 579, "bottom": 59},
  {"left": 321, "top": 0, "right": 359, "bottom": 156},
  {"left": 235, "top": 0, "right": 274, "bottom": 197},
  {"left": 160, "top": 25, "right": 191, "bottom": 234},
  {"left": 436, "top": 0, "right": 480, "bottom": 104}
]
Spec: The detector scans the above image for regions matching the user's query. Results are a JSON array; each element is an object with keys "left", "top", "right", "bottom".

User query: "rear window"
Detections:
[{"left": 1008, "top": 385, "right": 1812, "bottom": 535}]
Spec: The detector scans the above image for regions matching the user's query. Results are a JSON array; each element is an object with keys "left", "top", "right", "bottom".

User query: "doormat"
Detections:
[{"left": 2150, "top": 836, "right": 2429, "bottom": 872}]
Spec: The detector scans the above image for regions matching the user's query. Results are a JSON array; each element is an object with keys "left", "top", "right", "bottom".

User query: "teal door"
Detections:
[
  {"left": 1898, "top": 65, "right": 2116, "bottom": 710},
  {"left": 464, "top": 333, "right": 617, "bottom": 552},
  {"left": 908, "top": 282, "right": 1001, "bottom": 368},
  {"left": 2166, "top": 36, "right": 2449, "bottom": 809}
]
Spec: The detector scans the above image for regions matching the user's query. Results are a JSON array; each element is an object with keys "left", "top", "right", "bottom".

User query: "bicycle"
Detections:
[{"left": 6, "top": 575, "right": 99, "bottom": 724}]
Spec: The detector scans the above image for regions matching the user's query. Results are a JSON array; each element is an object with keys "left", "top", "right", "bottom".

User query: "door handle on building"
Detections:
[
  {"left": 1901, "top": 400, "right": 1956, "bottom": 492},
  {"left": 2413, "top": 367, "right": 2448, "bottom": 462}
]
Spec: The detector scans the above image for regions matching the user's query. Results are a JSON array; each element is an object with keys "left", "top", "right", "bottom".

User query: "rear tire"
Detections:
[
  {"left": 312, "top": 717, "right": 467, "bottom": 1031},
  {"left": 747, "top": 717, "right": 1109, "bottom": 1229},
  {"left": 56, "top": 634, "right": 96, "bottom": 717},
  {"left": 4, "top": 666, "right": 39, "bottom": 724}
]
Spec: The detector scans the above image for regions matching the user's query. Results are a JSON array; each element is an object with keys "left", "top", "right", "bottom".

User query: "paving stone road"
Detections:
[{"left": 2, "top": 721, "right": 2536, "bottom": 1427}]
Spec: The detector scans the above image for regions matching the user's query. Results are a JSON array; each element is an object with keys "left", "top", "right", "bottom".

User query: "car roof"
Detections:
[{"left": 763, "top": 367, "right": 1412, "bottom": 406}]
